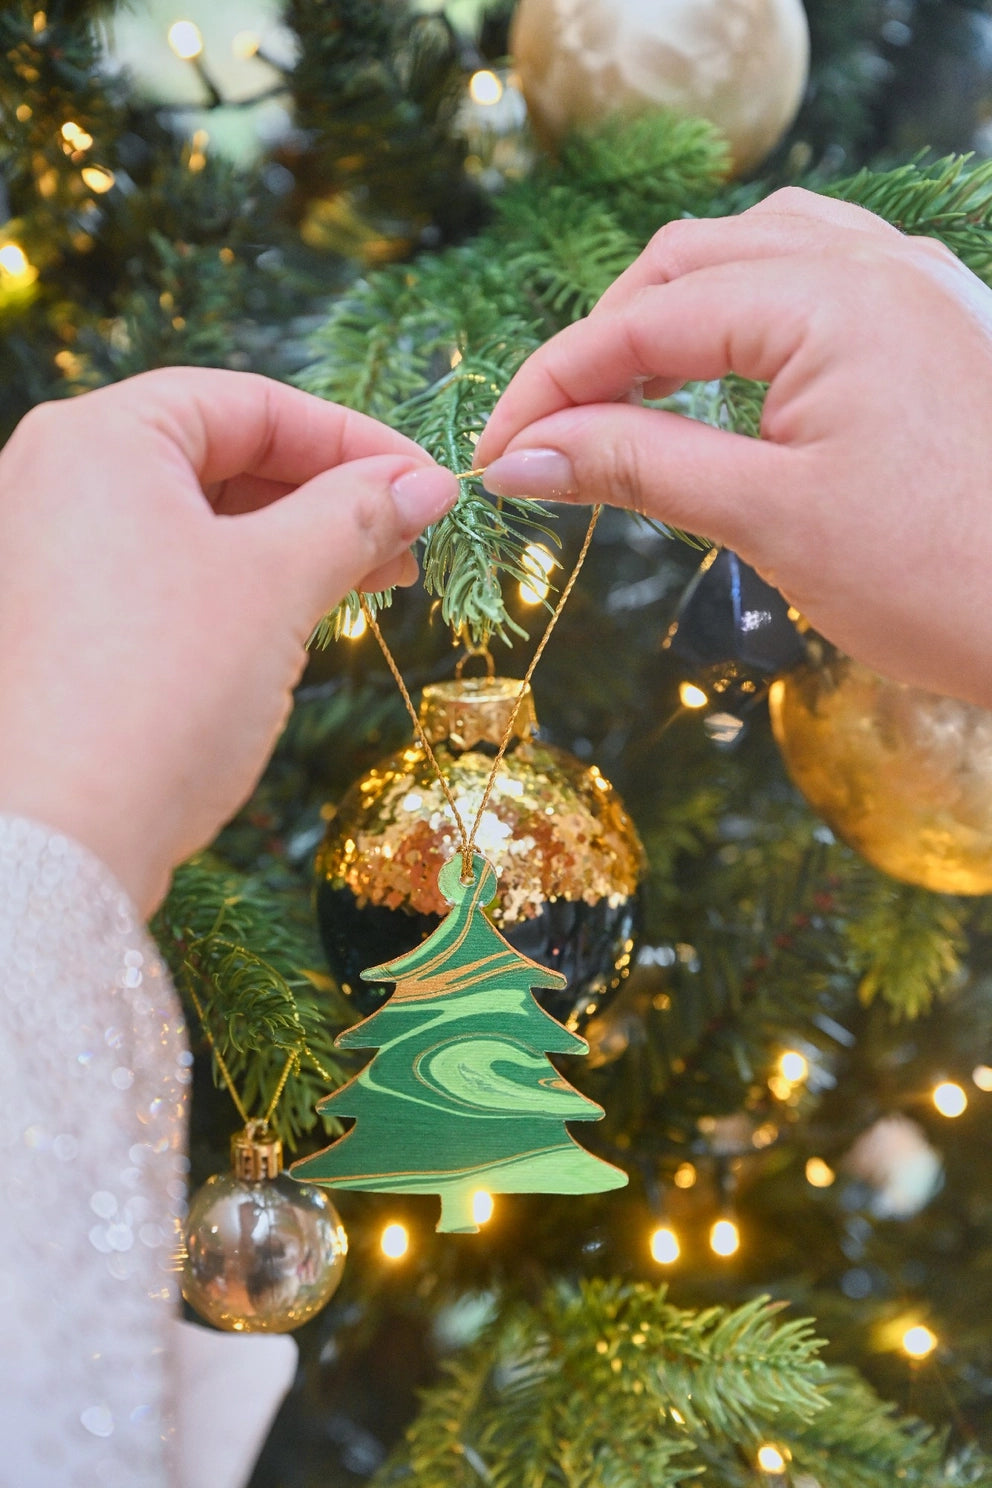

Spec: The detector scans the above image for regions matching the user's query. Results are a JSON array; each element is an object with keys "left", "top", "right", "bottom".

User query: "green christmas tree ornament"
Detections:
[{"left": 291, "top": 854, "right": 628, "bottom": 1233}]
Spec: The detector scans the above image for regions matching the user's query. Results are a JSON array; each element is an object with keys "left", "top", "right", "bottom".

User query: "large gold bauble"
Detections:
[
  {"left": 315, "top": 677, "right": 646, "bottom": 1030},
  {"left": 182, "top": 1128, "right": 348, "bottom": 1333},
  {"left": 510, "top": 0, "right": 810, "bottom": 175},
  {"left": 769, "top": 645, "right": 992, "bottom": 894}
]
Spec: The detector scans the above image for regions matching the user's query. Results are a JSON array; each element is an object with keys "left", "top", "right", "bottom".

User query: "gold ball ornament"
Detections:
[
  {"left": 769, "top": 643, "right": 992, "bottom": 894},
  {"left": 316, "top": 677, "right": 646, "bottom": 1030},
  {"left": 510, "top": 0, "right": 810, "bottom": 175},
  {"left": 182, "top": 1126, "right": 348, "bottom": 1333}
]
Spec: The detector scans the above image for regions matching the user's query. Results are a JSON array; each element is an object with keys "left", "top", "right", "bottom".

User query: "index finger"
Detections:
[{"left": 91, "top": 367, "right": 428, "bottom": 486}]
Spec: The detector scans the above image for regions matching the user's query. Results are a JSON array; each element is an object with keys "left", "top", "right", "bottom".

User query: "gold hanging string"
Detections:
[
  {"left": 186, "top": 981, "right": 297, "bottom": 1131},
  {"left": 360, "top": 503, "right": 602, "bottom": 881}
]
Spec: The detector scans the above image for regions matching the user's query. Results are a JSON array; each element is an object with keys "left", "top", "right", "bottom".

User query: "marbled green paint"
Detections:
[{"left": 291, "top": 854, "right": 627, "bottom": 1232}]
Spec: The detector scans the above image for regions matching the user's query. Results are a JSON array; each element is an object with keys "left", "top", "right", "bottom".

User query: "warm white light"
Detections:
[
  {"left": 649, "top": 1226, "right": 680, "bottom": 1265},
  {"left": 779, "top": 1050, "right": 809, "bottom": 1085},
  {"left": 380, "top": 1222, "right": 409, "bottom": 1259},
  {"left": 678, "top": 681, "right": 708, "bottom": 709},
  {"left": 932, "top": 1081, "right": 967, "bottom": 1118},
  {"left": 805, "top": 1156, "right": 835, "bottom": 1188},
  {"left": 232, "top": 29, "right": 261, "bottom": 59},
  {"left": 472, "top": 1190, "right": 494, "bottom": 1224},
  {"left": 518, "top": 543, "right": 555, "bottom": 605},
  {"left": 60, "top": 121, "right": 93, "bottom": 151},
  {"left": 81, "top": 165, "right": 115, "bottom": 193},
  {"left": 0, "top": 243, "right": 33, "bottom": 279},
  {"left": 168, "top": 20, "right": 204, "bottom": 59},
  {"left": 757, "top": 1443, "right": 787, "bottom": 1474},
  {"left": 710, "top": 1218, "right": 740, "bottom": 1257},
  {"left": 902, "top": 1324, "right": 937, "bottom": 1359},
  {"left": 673, "top": 1161, "right": 696, "bottom": 1190},
  {"left": 341, "top": 609, "right": 367, "bottom": 640},
  {"left": 972, "top": 1064, "right": 992, "bottom": 1092},
  {"left": 468, "top": 69, "right": 504, "bottom": 106}
]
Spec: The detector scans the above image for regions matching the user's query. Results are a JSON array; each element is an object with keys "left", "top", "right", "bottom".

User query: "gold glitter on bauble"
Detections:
[
  {"left": 316, "top": 677, "right": 646, "bottom": 1031},
  {"left": 510, "top": 0, "right": 810, "bottom": 176},
  {"left": 769, "top": 642, "right": 992, "bottom": 894},
  {"left": 182, "top": 1125, "right": 348, "bottom": 1333}
]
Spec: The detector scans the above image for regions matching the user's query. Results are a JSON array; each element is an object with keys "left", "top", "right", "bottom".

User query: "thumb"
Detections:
[
  {"left": 481, "top": 402, "right": 787, "bottom": 558},
  {"left": 244, "top": 454, "right": 458, "bottom": 622}
]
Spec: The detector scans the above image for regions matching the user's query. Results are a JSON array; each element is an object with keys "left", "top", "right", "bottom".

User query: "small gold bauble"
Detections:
[
  {"left": 510, "top": 0, "right": 810, "bottom": 175},
  {"left": 316, "top": 677, "right": 646, "bottom": 1029},
  {"left": 769, "top": 645, "right": 992, "bottom": 894},
  {"left": 182, "top": 1129, "right": 348, "bottom": 1333}
]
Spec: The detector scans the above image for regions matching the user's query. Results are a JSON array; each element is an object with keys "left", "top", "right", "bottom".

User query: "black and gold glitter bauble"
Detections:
[
  {"left": 769, "top": 641, "right": 992, "bottom": 894},
  {"left": 315, "top": 678, "right": 646, "bottom": 1030}
]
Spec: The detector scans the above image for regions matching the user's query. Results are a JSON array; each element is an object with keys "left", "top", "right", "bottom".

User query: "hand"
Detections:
[
  {"left": 476, "top": 188, "right": 992, "bottom": 710},
  {"left": 0, "top": 369, "right": 458, "bottom": 913}
]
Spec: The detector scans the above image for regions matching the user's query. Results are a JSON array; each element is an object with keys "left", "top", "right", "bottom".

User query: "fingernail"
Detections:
[
  {"left": 391, "top": 465, "right": 459, "bottom": 528},
  {"left": 482, "top": 448, "right": 576, "bottom": 500}
]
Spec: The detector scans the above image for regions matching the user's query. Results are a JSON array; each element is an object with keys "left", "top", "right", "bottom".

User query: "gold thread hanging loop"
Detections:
[
  {"left": 186, "top": 982, "right": 296, "bottom": 1130},
  {"left": 455, "top": 638, "right": 496, "bottom": 681},
  {"left": 360, "top": 504, "right": 602, "bottom": 883}
]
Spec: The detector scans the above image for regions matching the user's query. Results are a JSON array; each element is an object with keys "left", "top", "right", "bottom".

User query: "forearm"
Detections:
[{"left": 0, "top": 815, "right": 190, "bottom": 1487}]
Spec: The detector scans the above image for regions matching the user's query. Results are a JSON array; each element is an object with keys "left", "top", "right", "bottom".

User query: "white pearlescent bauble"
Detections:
[{"left": 510, "top": 0, "right": 810, "bottom": 175}]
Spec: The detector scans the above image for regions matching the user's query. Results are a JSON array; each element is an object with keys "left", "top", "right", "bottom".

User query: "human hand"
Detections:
[
  {"left": 0, "top": 369, "right": 458, "bottom": 913},
  {"left": 476, "top": 188, "right": 992, "bottom": 709}
]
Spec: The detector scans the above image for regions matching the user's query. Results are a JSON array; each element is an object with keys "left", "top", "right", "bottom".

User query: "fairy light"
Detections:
[
  {"left": 471, "top": 1190, "right": 494, "bottom": 1224},
  {"left": 380, "top": 1222, "right": 409, "bottom": 1259},
  {"left": 972, "top": 1064, "right": 992, "bottom": 1092},
  {"left": 678, "top": 681, "right": 708, "bottom": 709},
  {"left": 468, "top": 69, "right": 504, "bottom": 106},
  {"left": 340, "top": 609, "right": 367, "bottom": 641},
  {"left": 902, "top": 1324, "right": 937, "bottom": 1359},
  {"left": 932, "top": 1081, "right": 967, "bottom": 1118},
  {"left": 187, "top": 128, "right": 209, "bottom": 174},
  {"left": 518, "top": 544, "right": 556, "bottom": 606},
  {"left": 778, "top": 1050, "right": 809, "bottom": 1085},
  {"left": 673, "top": 1161, "right": 696, "bottom": 1189},
  {"left": 0, "top": 242, "right": 36, "bottom": 282},
  {"left": 168, "top": 19, "right": 204, "bottom": 59},
  {"left": 805, "top": 1156, "right": 836, "bottom": 1188},
  {"left": 757, "top": 1444, "right": 787, "bottom": 1474},
  {"left": 709, "top": 1218, "right": 740, "bottom": 1257},
  {"left": 60, "top": 121, "right": 93, "bottom": 152},
  {"left": 81, "top": 165, "right": 115, "bottom": 194},
  {"left": 649, "top": 1226, "right": 680, "bottom": 1265}
]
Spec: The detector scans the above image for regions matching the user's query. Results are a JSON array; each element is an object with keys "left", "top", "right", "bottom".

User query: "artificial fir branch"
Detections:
[
  {"left": 152, "top": 858, "right": 352, "bottom": 1145},
  {"left": 380, "top": 1281, "right": 987, "bottom": 1488}
]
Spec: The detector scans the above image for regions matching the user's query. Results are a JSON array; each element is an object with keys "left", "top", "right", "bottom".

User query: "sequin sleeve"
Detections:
[{"left": 0, "top": 815, "right": 190, "bottom": 1487}]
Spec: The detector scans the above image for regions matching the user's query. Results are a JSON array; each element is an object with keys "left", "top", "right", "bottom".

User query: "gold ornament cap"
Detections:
[
  {"left": 419, "top": 677, "right": 538, "bottom": 752},
  {"left": 231, "top": 1122, "right": 283, "bottom": 1181}
]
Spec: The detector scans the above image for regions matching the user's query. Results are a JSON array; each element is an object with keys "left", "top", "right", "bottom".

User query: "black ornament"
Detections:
[{"left": 664, "top": 548, "right": 804, "bottom": 709}]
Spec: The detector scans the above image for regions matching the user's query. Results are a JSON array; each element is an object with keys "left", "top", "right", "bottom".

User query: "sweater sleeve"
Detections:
[{"left": 0, "top": 815, "right": 190, "bottom": 1488}]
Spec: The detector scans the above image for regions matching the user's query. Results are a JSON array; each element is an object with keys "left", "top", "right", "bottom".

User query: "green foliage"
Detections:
[
  {"left": 381, "top": 1280, "right": 985, "bottom": 1488},
  {"left": 846, "top": 880, "right": 967, "bottom": 1017},
  {"left": 152, "top": 858, "right": 352, "bottom": 1146}
]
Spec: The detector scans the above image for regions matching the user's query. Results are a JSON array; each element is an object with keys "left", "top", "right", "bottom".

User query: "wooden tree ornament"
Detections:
[{"left": 291, "top": 853, "right": 628, "bottom": 1233}]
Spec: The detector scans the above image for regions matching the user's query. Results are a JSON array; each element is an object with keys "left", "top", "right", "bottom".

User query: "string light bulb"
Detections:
[
  {"left": 932, "top": 1081, "right": 967, "bottom": 1118},
  {"left": 0, "top": 242, "right": 36, "bottom": 283},
  {"left": 468, "top": 69, "right": 504, "bottom": 106},
  {"left": 678, "top": 681, "right": 708, "bottom": 709},
  {"left": 380, "top": 1221, "right": 409, "bottom": 1259},
  {"left": 778, "top": 1050, "right": 808, "bottom": 1085},
  {"left": 673, "top": 1161, "right": 697, "bottom": 1189},
  {"left": 518, "top": 543, "right": 555, "bottom": 605},
  {"left": 471, "top": 1190, "right": 494, "bottom": 1224},
  {"left": 341, "top": 608, "right": 368, "bottom": 641},
  {"left": 805, "top": 1156, "right": 835, "bottom": 1188},
  {"left": 649, "top": 1225, "right": 680, "bottom": 1265},
  {"left": 902, "top": 1324, "right": 937, "bottom": 1360},
  {"left": 756, "top": 1444, "right": 788, "bottom": 1474},
  {"left": 709, "top": 1218, "right": 740, "bottom": 1257},
  {"left": 168, "top": 19, "right": 204, "bottom": 60},
  {"left": 972, "top": 1065, "right": 992, "bottom": 1092},
  {"left": 81, "top": 166, "right": 115, "bottom": 194}
]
